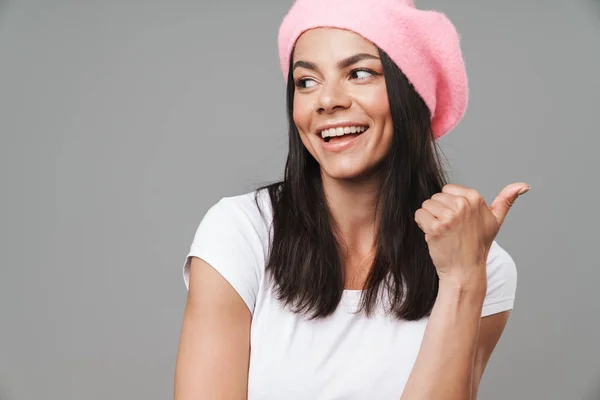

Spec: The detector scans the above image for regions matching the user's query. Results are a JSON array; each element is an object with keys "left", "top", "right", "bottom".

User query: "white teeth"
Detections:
[{"left": 320, "top": 126, "right": 367, "bottom": 138}]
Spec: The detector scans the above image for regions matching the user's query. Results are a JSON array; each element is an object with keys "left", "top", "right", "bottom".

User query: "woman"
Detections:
[{"left": 175, "top": 0, "right": 530, "bottom": 398}]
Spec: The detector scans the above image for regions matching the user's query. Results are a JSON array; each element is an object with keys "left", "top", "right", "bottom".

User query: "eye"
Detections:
[
  {"left": 294, "top": 78, "right": 317, "bottom": 89},
  {"left": 350, "top": 68, "right": 376, "bottom": 80},
  {"left": 294, "top": 68, "right": 378, "bottom": 89}
]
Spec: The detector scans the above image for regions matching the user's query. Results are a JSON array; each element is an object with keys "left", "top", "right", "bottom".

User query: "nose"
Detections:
[{"left": 313, "top": 80, "right": 352, "bottom": 113}]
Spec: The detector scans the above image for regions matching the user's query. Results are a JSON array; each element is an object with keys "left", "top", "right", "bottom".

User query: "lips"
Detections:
[
  {"left": 322, "top": 127, "right": 369, "bottom": 142},
  {"left": 319, "top": 126, "right": 369, "bottom": 152},
  {"left": 315, "top": 122, "right": 370, "bottom": 137}
]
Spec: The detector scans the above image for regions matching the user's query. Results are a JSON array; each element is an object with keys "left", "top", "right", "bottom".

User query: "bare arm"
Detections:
[
  {"left": 471, "top": 310, "right": 510, "bottom": 399},
  {"left": 407, "top": 182, "right": 526, "bottom": 399},
  {"left": 400, "top": 276, "right": 510, "bottom": 400},
  {"left": 174, "top": 256, "right": 251, "bottom": 400}
]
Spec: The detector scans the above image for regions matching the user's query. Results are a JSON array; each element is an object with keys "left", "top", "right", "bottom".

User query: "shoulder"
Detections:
[
  {"left": 222, "top": 187, "right": 273, "bottom": 226},
  {"left": 205, "top": 188, "right": 273, "bottom": 243},
  {"left": 182, "top": 188, "right": 273, "bottom": 313},
  {"left": 189, "top": 187, "right": 274, "bottom": 260},
  {"left": 485, "top": 241, "right": 517, "bottom": 287},
  {"left": 481, "top": 240, "right": 518, "bottom": 317}
]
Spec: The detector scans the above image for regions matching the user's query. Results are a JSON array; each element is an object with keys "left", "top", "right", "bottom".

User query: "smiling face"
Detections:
[{"left": 291, "top": 27, "right": 394, "bottom": 181}]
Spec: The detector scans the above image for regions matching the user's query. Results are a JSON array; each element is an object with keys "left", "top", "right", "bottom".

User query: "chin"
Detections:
[{"left": 321, "top": 161, "right": 378, "bottom": 181}]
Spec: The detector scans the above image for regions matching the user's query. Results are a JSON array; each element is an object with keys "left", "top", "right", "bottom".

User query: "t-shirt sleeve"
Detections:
[
  {"left": 481, "top": 240, "right": 518, "bottom": 317},
  {"left": 182, "top": 197, "right": 262, "bottom": 314}
]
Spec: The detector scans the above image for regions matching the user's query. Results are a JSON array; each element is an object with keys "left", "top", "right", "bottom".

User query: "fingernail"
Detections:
[{"left": 518, "top": 186, "right": 531, "bottom": 195}]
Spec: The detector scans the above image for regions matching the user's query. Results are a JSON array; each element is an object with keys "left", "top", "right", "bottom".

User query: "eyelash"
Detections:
[{"left": 294, "top": 68, "right": 379, "bottom": 89}]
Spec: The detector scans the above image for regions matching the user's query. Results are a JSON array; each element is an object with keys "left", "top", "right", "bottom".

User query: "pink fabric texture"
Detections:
[{"left": 277, "top": 0, "right": 469, "bottom": 139}]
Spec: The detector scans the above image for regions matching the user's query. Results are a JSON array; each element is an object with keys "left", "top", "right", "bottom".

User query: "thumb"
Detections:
[{"left": 489, "top": 182, "right": 530, "bottom": 228}]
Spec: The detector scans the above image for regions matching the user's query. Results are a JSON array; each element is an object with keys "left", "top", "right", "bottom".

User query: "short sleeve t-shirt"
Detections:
[{"left": 182, "top": 188, "right": 518, "bottom": 400}]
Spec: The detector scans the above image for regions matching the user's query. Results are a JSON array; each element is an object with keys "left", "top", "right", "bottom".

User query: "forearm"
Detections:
[{"left": 400, "top": 274, "right": 486, "bottom": 400}]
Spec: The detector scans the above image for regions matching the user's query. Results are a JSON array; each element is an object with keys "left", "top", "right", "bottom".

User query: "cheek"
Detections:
[
  {"left": 293, "top": 97, "right": 312, "bottom": 131},
  {"left": 368, "top": 89, "right": 392, "bottom": 135},
  {"left": 366, "top": 86, "right": 391, "bottom": 118},
  {"left": 364, "top": 88, "right": 393, "bottom": 151},
  {"left": 353, "top": 86, "right": 391, "bottom": 132},
  {"left": 292, "top": 99, "right": 316, "bottom": 153}
]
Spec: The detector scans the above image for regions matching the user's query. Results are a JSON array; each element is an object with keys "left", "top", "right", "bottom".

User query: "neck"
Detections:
[{"left": 321, "top": 171, "right": 382, "bottom": 257}]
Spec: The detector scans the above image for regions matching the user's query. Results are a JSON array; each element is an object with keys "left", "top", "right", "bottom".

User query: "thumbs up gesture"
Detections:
[{"left": 414, "top": 182, "right": 530, "bottom": 285}]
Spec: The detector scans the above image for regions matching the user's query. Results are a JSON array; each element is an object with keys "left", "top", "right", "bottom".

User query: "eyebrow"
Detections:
[{"left": 292, "top": 53, "right": 380, "bottom": 73}]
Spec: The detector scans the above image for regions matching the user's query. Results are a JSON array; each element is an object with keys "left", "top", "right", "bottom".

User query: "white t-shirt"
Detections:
[{"left": 182, "top": 188, "right": 517, "bottom": 400}]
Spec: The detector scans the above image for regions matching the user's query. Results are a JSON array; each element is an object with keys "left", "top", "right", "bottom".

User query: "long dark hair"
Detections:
[{"left": 255, "top": 45, "right": 448, "bottom": 321}]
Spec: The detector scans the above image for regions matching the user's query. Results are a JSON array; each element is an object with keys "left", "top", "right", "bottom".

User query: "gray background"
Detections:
[{"left": 1, "top": 0, "right": 598, "bottom": 399}]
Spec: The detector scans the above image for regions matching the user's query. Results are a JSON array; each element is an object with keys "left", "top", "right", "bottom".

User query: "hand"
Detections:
[{"left": 414, "top": 182, "right": 530, "bottom": 285}]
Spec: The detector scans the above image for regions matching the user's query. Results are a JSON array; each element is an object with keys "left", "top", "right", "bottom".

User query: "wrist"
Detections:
[
  {"left": 439, "top": 269, "right": 487, "bottom": 298},
  {"left": 437, "top": 279, "right": 486, "bottom": 314}
]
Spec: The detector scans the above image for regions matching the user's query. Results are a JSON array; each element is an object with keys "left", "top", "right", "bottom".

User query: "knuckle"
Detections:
[
  {"left": 454, "top": 196, "right": 469, "bottom": 210},
  {"left": 430, "top": 221, "right": 442, "bottom": 235},
  {"left": 469, "top": 189, "right": 482, "bottom": 202},
  {"left": 415, "top": 208, "right": 425, "bottom": 221},
  {"left": 443, "top": 209, "right": 455, "bottom": 222}
]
